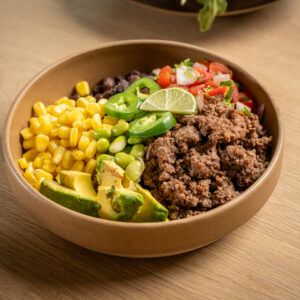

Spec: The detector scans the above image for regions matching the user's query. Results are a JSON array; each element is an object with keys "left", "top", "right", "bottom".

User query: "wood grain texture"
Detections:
[{"left": 0, "top": 0, "right": 299, "bottom": 299}]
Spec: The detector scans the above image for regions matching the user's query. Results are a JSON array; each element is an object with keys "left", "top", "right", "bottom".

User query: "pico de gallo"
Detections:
[{"left": 156, "top": 58, "right": 257, "bottom": 116}]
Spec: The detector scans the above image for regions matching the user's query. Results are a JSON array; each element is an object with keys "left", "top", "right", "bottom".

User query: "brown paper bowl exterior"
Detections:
[{"left": 3, "top": 40, "right": 283, "bottom": 257}]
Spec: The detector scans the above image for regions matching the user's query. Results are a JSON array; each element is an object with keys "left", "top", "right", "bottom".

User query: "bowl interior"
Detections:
[{"left": 6, "top": 40, "right": 281, "bottom": 209}]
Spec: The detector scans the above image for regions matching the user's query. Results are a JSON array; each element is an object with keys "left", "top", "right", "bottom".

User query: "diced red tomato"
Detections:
[
  {"left": 241, "top": 100, "right": 255, "bottom": 111},
  {"left": 192, "top": 67, "right": 213, "bottom": 85},
  {"left": 197, "top": 58, "right": 210, "bottom": 68},
  {"left": 231, "top": 80, "right": 239, "bottom": 102},
  {"left": 157, "top": 65, "right": 173, "bottom": 88},
  {"left": 205, "top": 81, "right": 220, "bottom": 89},
  {"left": 209, "top": 62, "right": 231, "bottom": 76},
  {"left": 239, "top": 91, "right": 254, "bottom": 101},
  {"left": 189, "top": 84, "right": 204, "bottom": 96},
  {"left": 207, "top": 86, "right": 229, "bottom": 97}
]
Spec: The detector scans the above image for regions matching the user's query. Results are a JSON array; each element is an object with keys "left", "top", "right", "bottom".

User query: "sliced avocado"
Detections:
[
  {"left": 96, "top": 160, "right": 124, "bottom": 189},
  {"left": 97, "top": 186, "right": 144, "bottom": 221},
  {"left": 132, "top": 184, "right": 168, "bottom": 222},
  {"left": 60, "top": 170, "right": 97, "bottom": 198},
  {"left": 40, "top": 180, "right": 100, "bottom": 217}
]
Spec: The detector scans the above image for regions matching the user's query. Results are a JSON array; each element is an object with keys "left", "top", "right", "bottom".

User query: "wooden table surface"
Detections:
[{"left": 0, "top": 0, "right": 299, "bottom": 299}]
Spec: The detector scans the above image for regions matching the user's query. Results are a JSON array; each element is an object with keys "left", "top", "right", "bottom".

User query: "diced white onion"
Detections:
[
  {"left": 193, "top": 62, "right": 208, "bottom": 71},
  {"left": 176, "top": 66, "right": 198, "bottom": 85},
  {"left": 236, "top": 101, "right": 251, "bottom": 113},
  {"left": 152, "top": 68, "right": 161, "bottom": 76},
  {"left": 213, "top": 74, "right": 231, "bottom": 83},
  {"left": 196, "top": 94, "right": 204, "bottom": 112}
]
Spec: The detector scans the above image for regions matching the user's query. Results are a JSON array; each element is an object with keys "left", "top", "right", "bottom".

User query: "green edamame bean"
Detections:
[
  {"left": 123, "top": 145, "right": 132, "bottom": 154},
  {"left": 114, "top": 152, "right": 135, "bottom": 170},
  {"left": 96, "top": 154, "right": 114, "bottom": 172},
  {"left": 125, "top": 159, "right": 145, "bottom": 181},
  {"left": 127, "top": 137, "right": 143, "bottom": 145},
  {"left": 93, "top": 128, "right": 111, "bottom": 140},
  {"left": 112, "top": 121, "right": 129, "bottom": 137},
  {"left": 130, "top": 144, "right": 145, "bottom": 159},
  {"left": 109, "top": 135, "right": 127, "bottom": 154},
  {"left": 96, "top": 138, "right": 110, "bottom": 154}
]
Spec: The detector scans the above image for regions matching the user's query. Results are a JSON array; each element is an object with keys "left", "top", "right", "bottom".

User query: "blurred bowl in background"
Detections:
[{"left": 128, "top": 0, "right": 279, "bottom": 16}]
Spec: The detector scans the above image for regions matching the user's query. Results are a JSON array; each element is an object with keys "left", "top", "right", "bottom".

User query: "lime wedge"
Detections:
[{"left": 140, "top": 87, "right": 197, "bottom": 114}]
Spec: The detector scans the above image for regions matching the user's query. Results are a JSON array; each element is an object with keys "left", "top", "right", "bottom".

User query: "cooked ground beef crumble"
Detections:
[{"left": 142, "top": 95, "right": 272, "bottom": 220}]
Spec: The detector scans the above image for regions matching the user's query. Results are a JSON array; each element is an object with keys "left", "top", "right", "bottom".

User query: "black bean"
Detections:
[
  {"left": 127, "top": 74, "right": 140, "bottom": 84},
  {"left": 71, "top": 93, "right": 81, "bottom": 100},
  {"left": 101, "top": 77, "right": 115, "bottom": 90},
  {"left": 115, "top": 79, "right": 129, "bottom": 93},
  {"left": 102, "top": 87, "right": 116, "bottom": 99},
  {"left": 95, "top": 93, "right": 103, "bottom": 100}
]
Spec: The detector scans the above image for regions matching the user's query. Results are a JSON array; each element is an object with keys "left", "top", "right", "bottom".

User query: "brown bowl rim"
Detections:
[{"left": 3, "top": 39, "right": 284, "bottom": 229}]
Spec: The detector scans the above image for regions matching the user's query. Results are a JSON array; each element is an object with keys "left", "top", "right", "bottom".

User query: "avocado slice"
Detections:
[
  {"left": 131, "top": 184, "right": 168, "bottom": 222},
  {"left": 97, "top": 186, "right": 144, "bottom": 221},
  {"left": 40, "top": 179, "right": 100, "bottom": 217},
  {"left": 96, "top": 160, "right": 124, "bottom": 189},
  {"left": 60, "top": 170, "right": 97, "bottom": 198}
]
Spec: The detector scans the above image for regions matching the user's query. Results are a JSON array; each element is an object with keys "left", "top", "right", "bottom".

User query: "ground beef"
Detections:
[{"left": 142, "top": 95, "right": 272, "bottom": 220}]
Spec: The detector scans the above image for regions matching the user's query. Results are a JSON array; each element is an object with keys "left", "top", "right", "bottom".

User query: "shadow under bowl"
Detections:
[{"left": 3, "top": 40, "right": 283, "bottom": 258}]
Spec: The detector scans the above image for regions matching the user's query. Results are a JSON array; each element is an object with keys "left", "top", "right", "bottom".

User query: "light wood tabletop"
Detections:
[{"left": 0, "top": 0, "right": 299, "bottom": 299}]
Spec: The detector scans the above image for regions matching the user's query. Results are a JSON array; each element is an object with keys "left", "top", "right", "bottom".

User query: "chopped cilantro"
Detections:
[
  {"left": 242, "top": 107, "right": 250, "bottom": 115},
  {"left": 184, "top": 70, "right": 194, "bottom": 79},
  {"left": 220, "top": 80, "right": 233, "bottom": 101}
]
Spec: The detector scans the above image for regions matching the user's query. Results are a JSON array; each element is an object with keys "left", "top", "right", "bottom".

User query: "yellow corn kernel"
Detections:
[
  {"left": 59, "top": 139, "right": 70, "bottom": 148},
  {"left": 52, "top": 146, "right": 65, "bottom": 165},
  {"left": 18, "top": 157, "right": 28, "bottom": 169},
  {"left": 58, "top": 126, "right": 70, "bottom": 139},
  {"left": 55, "top": 174, "right": 61, "bottom": 183},
  {"left": 85, "top": 96, "right": 96, "bottom": 103},
  {"left": 23, "top": 137, "right": 36, "bottom": 150},
  {"left": 72, "top": 150, "right": 85, "bottom": 161},
  {"left": 42, "top": 161, "right": 56, "bottom": 173},
  {"left": 23, "top": 148, "right": 38, "bottom": 162},
  {"left": 33, "top": 156, "right": 43, "bottom": 169},
  {"left": 51, "top": 104, "right": 68, "bottom": 117},
  {"left": 24, "top": 169, "right": 37, "bottom": 186},
  {"left": 98, "top": 99, "right": 107, "bottom": 117},
  {"left": 50, "top": 115, "right": 58, "bottom": 123},
  {"left": 62, "top": 150, "right": 73, "bottom": 169},
  {"left": 37, "top": 119, "right": 51, "bottom": 135},
  {"left": 20, "top": 127, "right": 34, "bottom": 140},
  {"left": 85, "top": 140, "right": 97, "bottom": 159},
  {"left": 72, "top": 121, "right": 83, "bottom": 129},
  {"left": 35, "top": 135, "right": 49, "bottom": 152},
  {"left": 101, "top": 124, "right": 113, "bottom": 131},
  {"left": 69, "top": 110, "right": 84, "bottom": 122},
  {"left": 91, "top": 114, "right": 102, "bottom": 130},
  {"left": 76, "top": 97, "right": 89, "bottom": 109},
  {"left": 55, "top": 97, "right": 75, "bottom": 107},
  {"left": 35, "top": 169, "right": 53, "bottom": 180},
  {"left": 29, "top": 117, "right": 41, "bottom": 134},
  {"left": 84, "top": 159, "right": 97, "bottom": 174},
  {"left": 78, "top": 135, "right": 90, "bottom": 151},
  {"left": 39, "top": 152, "right": 52, "bottom": 160},
  {"left": 33, "top": 101, "right": 47, "bottom": 116},
  {"left": 69, "top": 128, "right": 79, "bottom": 147},
  {"left": 82, "top": 118, "right": 91, "bottom": 130},
  {"left": 58, "top": 112, "right": 71, "bottom": 125},
  {"left": 86, "top": 103, "right": 101, "bottom": 116},
  {"left": 88, "top": 130, "right": 94, "bottom": 140},
  {"left": 103, "top": 115, "right": 118, "bottom": 125},
  {"left": 71, "top": 160, "right": 85, "bottom": 172},
  {"left": 48, "top": 140, "right": 59, "bottom": 154},
  {"left": 46, "top": 105, "right": 55, "bottom": 114},
  {"left": 55, "top": 163, "right": 63, "bottom": 174},
  {"left": 49, "top": 127, "right": 58, "bottom": 139},
  {"left": 75, "top": 81, "right": 90, "bottom": 97}
]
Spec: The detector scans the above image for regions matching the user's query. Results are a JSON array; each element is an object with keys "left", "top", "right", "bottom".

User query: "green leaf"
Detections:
[
  {"left": 220, "top": 80, "right": 233, "bottom": 102},
  {"left": 242, "top": 107, "right": 250, "bottom": 115},
  {"left": 196, "top": 0, "right": 228, "bottom": 32}
]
